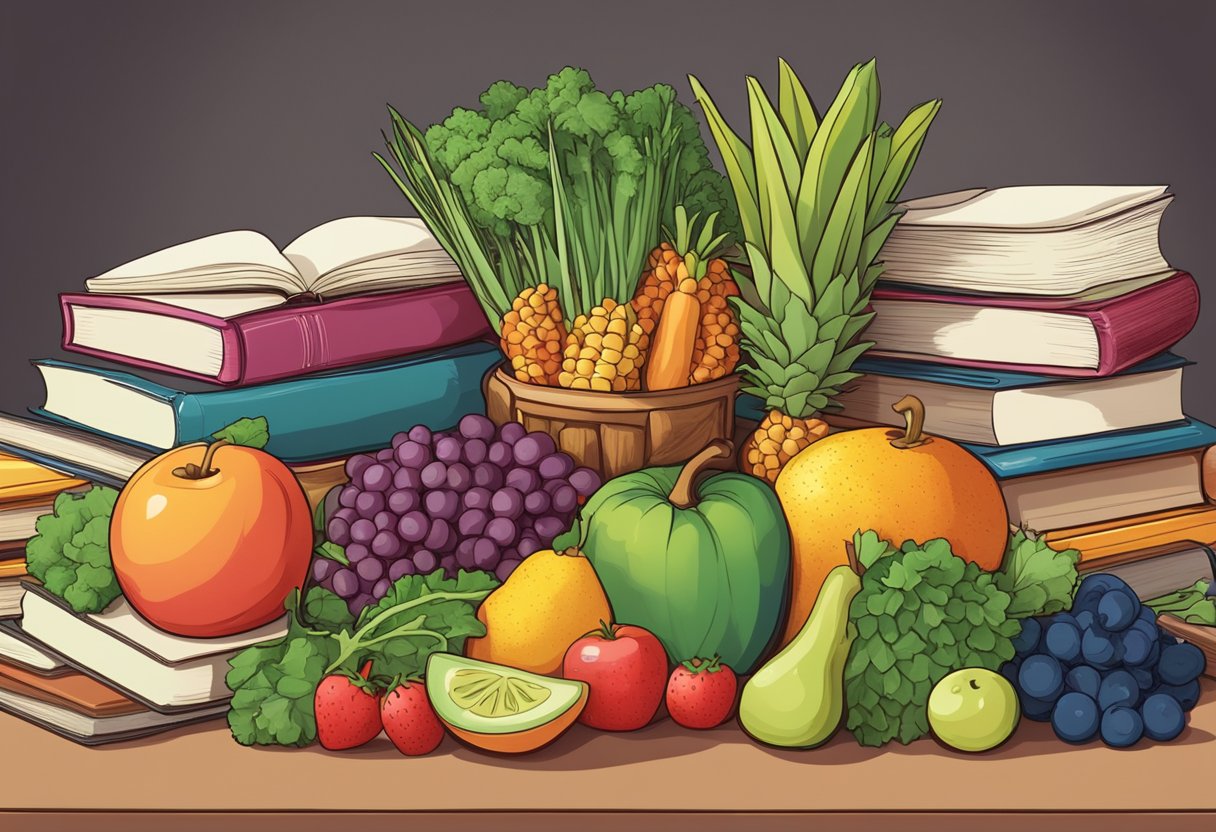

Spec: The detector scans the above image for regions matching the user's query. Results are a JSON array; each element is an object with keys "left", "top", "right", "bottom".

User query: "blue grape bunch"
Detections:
[
  {"left": 312, "top": 414, "right": 601, "bottom": 615},
  {"left": 1001, "top": 572, "right": 1205, "bottom": 748}
]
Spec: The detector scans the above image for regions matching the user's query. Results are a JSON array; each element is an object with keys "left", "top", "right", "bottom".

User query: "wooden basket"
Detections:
[{"left": 483, "top": 365, "right": 739, "bottom": 479}]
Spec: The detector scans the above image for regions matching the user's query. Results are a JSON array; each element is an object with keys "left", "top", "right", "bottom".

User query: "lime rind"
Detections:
[{"left": 426, "top": 653, "right": 586, "bottom": 735}]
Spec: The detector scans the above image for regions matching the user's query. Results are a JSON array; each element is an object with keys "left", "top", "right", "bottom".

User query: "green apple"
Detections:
[{"left": 927, "top": 668, "right": 1020, "bottom": 752}]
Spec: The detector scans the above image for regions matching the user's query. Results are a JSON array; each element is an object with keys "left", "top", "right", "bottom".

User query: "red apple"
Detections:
[{"left": 562, "top": 622, "right": 667, "bottom": 731}]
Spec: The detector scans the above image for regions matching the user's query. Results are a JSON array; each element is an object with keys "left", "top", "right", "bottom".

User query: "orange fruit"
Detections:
[{"left": 774, "top": 395, "right": 1008, "bottom": 647}]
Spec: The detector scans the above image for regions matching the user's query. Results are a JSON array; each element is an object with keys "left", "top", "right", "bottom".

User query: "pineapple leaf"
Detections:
[
  {"left": 827, "top": 341, "right": 874, "bottom": 375},
  {"left": 811, "top": 134, "right": 874, "bottom": 297},
  {"left": 821, "top": 370, "right": 862, "bottom": 390},
  {"left": 860, "top": 214, "right": 901, "bottom": 272},
  {"left": 749, "top": 82, "right": 810, "bottom": 304},
  {"left": 839, "top": 311, "right": 876, "bottom": 345},
  {"left": 817, "top": 313, "right": 850, "bottom": 344},
  {"left": 784, "top": 391, "right": 812, "bottom": 417},
  {"left": 760, "top": 329, "right": 792, "bottom": 366},
  {"left": 869, "top": 122, "right": 894, "bottom": 203},
  {"left": 747, "top": 76, "right": 801, "bottom": 202},
  {"left": 872, "top": 99, "right": 942, "bottom": 213},
  {"left": 769, "top": 272, "right": 792, "bottom": 320},
  {"left": 813, "top": 273, "right": 848, "bottom": 321},
  {"left": 782, "top": 370, "right": 823, "bottom": 397},
  {"left": 781, "top": 294, "right": 817, "bottom": 357},
  {"left": 799, "top": 340, "right": 838, "bottom": 379},
  {"left": 742, "top": 243, "right": 774, "bottom": 312},
  {"left": 688, "top": 75, "right": 763, "bottom": 249},
  {"left": 751, "top": 353, "right": 791, "bottom": 386},
  {"left": 777, "top": 57, "right": 820, "bottom": 163}
]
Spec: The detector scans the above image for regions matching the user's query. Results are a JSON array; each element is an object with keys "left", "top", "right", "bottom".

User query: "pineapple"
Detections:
[
  {"left": 558, "top": 299, "right": 646, "bottom": 392},
  {"left": 500, "top": 284, "right": 567, "bottom": 386},
  {"left": 689, "top": 292, "right": 741, "bottom": 384},
  {"left": 690, "top": 59, "right": 941, "bottom": 484}
]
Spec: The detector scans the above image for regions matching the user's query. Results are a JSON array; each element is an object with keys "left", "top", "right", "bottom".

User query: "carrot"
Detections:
[{"left": 645, "top": 278, "right": 700, "bottom": 391}]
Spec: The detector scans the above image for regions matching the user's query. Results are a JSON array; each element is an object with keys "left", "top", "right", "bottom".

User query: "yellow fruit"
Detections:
[
  {"left": 464, "top": 547, "right": 612, "bottom": 675},
  {"left": 558, "top": 299, "right": 645, "bottom": 392},
  {"left": 774, "top": 395, "right": 1009, "bottom": 648}
]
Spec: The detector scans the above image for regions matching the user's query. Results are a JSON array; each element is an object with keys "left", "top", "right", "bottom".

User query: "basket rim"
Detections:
[{"left": 487, "top": 362, "right": 740, "bottom": 412}]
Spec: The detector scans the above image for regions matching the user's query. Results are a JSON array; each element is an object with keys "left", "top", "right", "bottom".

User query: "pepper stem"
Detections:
[
  {"left": 668, "top": 441, "right": 732, "bottom": 509},
  {"left": 889, "top": 395, "right": 930, "bottom": 450}
]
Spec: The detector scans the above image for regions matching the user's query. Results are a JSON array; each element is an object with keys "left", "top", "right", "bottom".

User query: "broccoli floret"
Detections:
[{"left": 25, "top": 486, "right": 122, "bottom": 614}]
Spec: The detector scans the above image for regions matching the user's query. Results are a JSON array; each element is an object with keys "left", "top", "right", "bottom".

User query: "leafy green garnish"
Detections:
[
  {"left": 1146, "top": 580, "right": 1216, "bottom": 625},
  {"left": 226, "top": 569, "right": 497, "bottom": 747},
  {"left": 211, "top": 416, "right": 270, "bottom": 449},
  {"left": 25, "top": 486, "right": 121, "bottom": 613},
  {"left": 313, "top": 540, "right": 349, "bottom": 567},
  {"left": 994, "top": 528, "right": 1079, "bottom": 618},
  {"left": 844, "top": 532, "right": 1020, "bottom": 747}
]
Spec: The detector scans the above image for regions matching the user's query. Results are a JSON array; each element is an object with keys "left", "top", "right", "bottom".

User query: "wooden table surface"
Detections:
[{"left": 3, "top": 679, "right": 1214, "bottom": 831}]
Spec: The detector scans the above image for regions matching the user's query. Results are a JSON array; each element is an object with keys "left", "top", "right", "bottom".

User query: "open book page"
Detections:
[
  {"left": 899, "top": 185, "right": 1170, "bottom": 230},
  {"left": 283, "top": 216, "right": 462, "bottom": 297},
  {"left": 85, "top": 231, "right": 307, "bottom": 296}
]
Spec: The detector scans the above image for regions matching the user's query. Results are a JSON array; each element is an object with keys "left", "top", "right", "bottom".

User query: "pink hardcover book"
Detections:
[
  {"left": 867, "top": 271, "right": 1199, "bottom": 377},
  {"left": 60, "top": 282, "right": 494, "bottom": 386}
]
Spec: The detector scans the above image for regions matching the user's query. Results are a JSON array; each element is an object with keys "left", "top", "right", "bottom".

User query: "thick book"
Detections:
[
  {"left": 61, "top": 282, "right": 492, "bottom": 386},
  {"left": 1046, "top": 505, "right": 1216, "bottom": 564},
  {"left": 1074, "top": 542, "right": 1216, "bottom": 600},
  {"left": 0, "top": 660, "right": 226, "bottom": 745},
  {"left": 864, "top": 271, "right": 1199, "bottom": 377},
  {"left": 878, "top": 185, "right": 1173, "bottom": 295},
  {"left": 0, "top": 412, "right": 152, "bottom": 487},
  {"left": 831, "top": 353, "right": 1186, "bottom": 445},
  {"left": 18, "top": 584, "right": 287, "bottom": 712},
  {"left": 31, "top": 340, "right": 501, "bottom": 462},
  {"left": 0, "top": 620, "right": 67, "bottom": 676}
]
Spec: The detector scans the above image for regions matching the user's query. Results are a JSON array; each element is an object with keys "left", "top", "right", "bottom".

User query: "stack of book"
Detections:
[{"left": 0, "top": 216, "right": 503, "bottom": 742}]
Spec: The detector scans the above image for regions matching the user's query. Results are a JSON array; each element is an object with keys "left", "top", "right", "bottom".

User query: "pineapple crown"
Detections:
[
  {"left": 689, "top": 59, "right": 940, "bottom": 418},
  {"left": 662, "top": 204, "right": 730, "bottom": 280}
]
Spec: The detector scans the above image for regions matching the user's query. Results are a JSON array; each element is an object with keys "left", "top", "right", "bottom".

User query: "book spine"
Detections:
[
  {"left": 1087, "top": 273, "right": 1200, "bottom": 376},
  {"left": 1044, "top": 505, "right": 1216, "bottom": 562}
]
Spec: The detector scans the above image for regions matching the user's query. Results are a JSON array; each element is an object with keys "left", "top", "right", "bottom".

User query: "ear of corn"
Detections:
[
  {"left": 500, "top": 284, "right": 567, "bottom": 386},
  {"left": 558, "top": 299, "right": 645, "bottom": 392}
]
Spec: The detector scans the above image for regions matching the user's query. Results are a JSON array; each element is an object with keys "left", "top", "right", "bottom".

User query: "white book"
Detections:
[
  {"left": 19, "top": 585, "right": 287, "bottom": 711},
  {"left": 0, "top": 687, "right": 228, "bottom": 745},
  {"left": 879, "top": 185, "right": 1173, "bottom": 295}
]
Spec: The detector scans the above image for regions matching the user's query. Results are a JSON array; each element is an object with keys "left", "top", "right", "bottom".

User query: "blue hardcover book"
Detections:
[{"left": 31, "top": 341, "right": 501, "bottom": 463}]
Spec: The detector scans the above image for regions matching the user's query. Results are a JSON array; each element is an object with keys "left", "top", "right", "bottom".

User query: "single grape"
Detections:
[
  {"left": 524, "top": 490, "right": 552, "bottom": 516},
  {"left": 424, "top": 518, "right": 454, "bottom": 552},
  {"left": 459, "top": 414, "right": 496, "bottom": 441},
  {"left": 376, "top": 448, "right": 396, "bottom": 463},
  {"left": 999, "top": 658, "right": 1022, "bottom": 690},
  {"left": 333, "top": 507, "right": 358, "bottom": 524},
  {"left": 312, "top": 558, "right": 337, "bottom": 583},
  {"left": 356, "top": 557, "right": 385, "bottom": 583},
  {"left": 362, "top": 463, "right": 393, "bottom": 493},
  {"left": 327, "top": 517, "right": 352, "bottom": 546},
  {"left": 1011, "top": 617, "right": 1042, "bottom": 655},
  {"left": 1045, "top": 620, "right": 1082, "bottom": 664},
  {"left": 455, "top": 539, "right": 478, "bottom": 570},
  {"left": 345, "top": 454, "right": 373, "bottom": 481},
  {"left": 463, "top": 486, "right": 492, "bottom": 511},
  {"left": 496, "top": 558, "right": 521, "bottom": 582},
  {"left": 435, "top": 436, "right": 463, "bottom": 464},
  {"left": 407, "top": 424, "right": 432, "bottom": 445},
  {"left": 1074, "top": 610, "right": 1097, "bottom": 633},
  {"left": 332, "top": 568, "right": 358, "bottom": 598},
  {"left": 550, "top": 484, "right": 578, "bottom": 514},
  {"left": 371, "top": 530, "right": 404, "bottom": 559},
  {"left": 355, "top": 490, "right": 386, "bottom": 519},
  {"left": 568, "top": 467, "right": 601, "bottom": 497},
  {"left": 1081, "top": 628, "right": 1118, "bottom": 667},
  {"left": 1155, "top": 680, "right": 1201, "bottom": 711},
  {"left": 348, "top": 593, "right": 374, "bottom": 616},
  {"left": 350, "top": 518, "right": 376, "bottom": 545},
  {"left": 345, "top": 543, "right": 370, "bottom": 564},
  {"left": 517, "top": 534, "right": 541, "bottom": 558},
  {"left": 372, "top": 578, "right": 392, "bottom": 600},
  {"left": 1158, "top": 643, "right": 1206, "bottom": 685},
  {"left": 486, "top": 516, "right": 518, "bottom": 547},
  {"left": 387, "top": 488, "right": 420, "bottom": 515},
  {"left": 506, "top": 468, "right": 540, "bottom": 494},
  {"left": 1098, "top": 670, "right": 1140, "bottom": 710},
  {"left": 446, "top": 462, "right": 472, "bottom": 492},
  {"left": 1129, "top": 666, "right": 1156, "bottom": 691},
  {"left": 487, "top": 441, "right": 513, "bottom": 468},
  {"left": 412, "top": 548, "right": 438, "bottom": 574},
  {"left": 394, "top": 466, "right": 423, "bottom": 491},
  {"left": 1141, "top": 693, "right": 1186, "bottom": 742},
  {"left": 424, "top": 489, "right": 460, "bottom": 521},
  {"left": 498, "top": 422, "right": 526, "bottom": 445},
  {"left": 388, "top": 558, "right": 416, "bottom": 582},
  {"left": 397, "top": 511, "right": 430, "bottom": 543},
  {"left": 473, "top": 537, "right": 500, "bottom": 570},
  {"left": 1052, "top": 692, "right": 1100, "bottom": 743},
  {"left": 513, "top": 433, "right": 555, "bottom": 467},
  {"left": 537, "top": 453, "right": 575, "bottom": 481},
  {"left": 338, "top": 485, "right": 360, "bottom": 509},
  {"left": 1121, "top": 627, "right": 1155, "bottom": 666},
  {"left": 1019, "top": 655, "right": 1064, "bottom": 701},
  {"left": 394, "top": 439, "right": 431, "bottom": 469},
  {"left": 373, "top": 511, "right": 396, "bottom": 532},
  {"left": 473, "top": 462, "right": 504, "bottom": 490},
  {"left": 533, "top": 515, "right": 567, "bottom": 542},
  {"left": 1098, "top": 590, "right": 1139, "bottom": 632},
  {"left": 390, "top": 431, "right": 409, "bottom": 449},
  {"left": 501, "top": 546, "right": 519, "bottom": 562},
  {"left": 439, "top": 554, "right": 458, "bottom": 578},
  {"left": 463, "top": 438, "right": 487, "bottom": 466},
  {"left": 1020, "top": 693, "right": 1055, "bottom": 722},
  {"left": 420, "top": 461, "right": 448, "bottom": 490},
  {"left": 458, "top": 508, "right": 489, "bottom": 537},
  {"left": 1073, "top": 573, "right": 1130, "bottom": 613},
  {"left": 1100, "top": 705, "right": 1144, "bottom": 748},
  {"left": 492, "top": 487, "right": 525, "bottom": 519}
]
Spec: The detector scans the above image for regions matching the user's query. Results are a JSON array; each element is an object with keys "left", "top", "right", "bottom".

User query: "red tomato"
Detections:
[
  {"left": 110, "top": 440, "right": 312, "bottom": 637},
  {"left": 562, "top": 622, "right": 668, "bottom": 731}
]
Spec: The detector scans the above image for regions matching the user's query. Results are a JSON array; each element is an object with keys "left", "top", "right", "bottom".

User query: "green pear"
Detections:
[{"left": 739, "top": 564, "right": 861, "bottom": 747}]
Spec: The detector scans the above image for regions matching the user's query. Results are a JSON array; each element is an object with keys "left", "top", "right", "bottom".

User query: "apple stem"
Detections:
[{"left": 172, "top": 438, "right": 230, "bottom": 480}]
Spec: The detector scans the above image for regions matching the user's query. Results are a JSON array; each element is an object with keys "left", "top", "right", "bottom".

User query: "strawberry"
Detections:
[
  {"left": 314, "top": 660, "right": 382, "bottom": 750},
  {"left": 665, "top": 656, "right": 738, "bottom": 730},
  {"left": 380, "top": 677, "right": 445, "bottom": 756}
]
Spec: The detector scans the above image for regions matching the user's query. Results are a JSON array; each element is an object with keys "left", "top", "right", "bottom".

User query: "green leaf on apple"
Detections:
[{"left": 212, "top": 416, "right": 270, "bottom": 449}]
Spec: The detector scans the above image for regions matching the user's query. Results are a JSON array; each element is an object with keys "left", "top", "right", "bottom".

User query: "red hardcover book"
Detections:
[
  {"left": 866, "top": 271, "right": 1199, "bottom": 377},
  {"left": 60, "top": 282, "right": 493, "bottom": 386}
]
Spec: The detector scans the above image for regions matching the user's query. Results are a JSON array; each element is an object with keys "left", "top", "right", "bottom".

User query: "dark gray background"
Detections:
[{"left": 2, "top": 0, "right": 1212, "bottom": 417}]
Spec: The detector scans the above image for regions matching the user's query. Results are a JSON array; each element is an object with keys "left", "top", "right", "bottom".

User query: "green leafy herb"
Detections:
[
  {"left": 227, "top": 569, "right": 496, "bottom": 747},
  {"left": 845, "top": 532, "right": 1020, "bottom": 747},
  {"left": 313, "top": 540, "right": 349, "bottom": 567},
  {"left": 1146, "top": 580, "right": 1216, "bottom": 625},
  {"left": 211, "top": 417, "right": 270, "bottom": 449},
  {"left": 994, "top": 528, "right": 1079, "bottom": 618},
  {"left": 25, "top": 486, "right": 121, "bottom": 613}
]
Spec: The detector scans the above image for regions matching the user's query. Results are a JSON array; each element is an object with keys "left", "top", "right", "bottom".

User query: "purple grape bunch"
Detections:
[{"left": 311, "top": 414, "right": 601, "bottom": 615}]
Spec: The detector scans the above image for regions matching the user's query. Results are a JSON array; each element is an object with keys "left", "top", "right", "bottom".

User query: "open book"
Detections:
[{"left": 85, "top": 216, "right": 463, "bottom": 316}]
